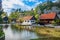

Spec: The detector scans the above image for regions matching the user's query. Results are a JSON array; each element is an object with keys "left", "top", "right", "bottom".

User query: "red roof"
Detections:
[
  {"left": 23, "top": 16, "right": 33, "bottom": 20},
  {"left": 39, "top": 12, "right": 56, "bottom": 19}
]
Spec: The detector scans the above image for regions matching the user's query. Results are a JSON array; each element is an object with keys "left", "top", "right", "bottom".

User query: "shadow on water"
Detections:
[
  {"left": 3, "top": 25, "right": 8, "bottom": 29},
  {"left": 5, "top": 25, "right": 8, "bottom": 28},
  {"left": 3, "top": 25, "right": 60, "bottom": 40},
  {"left": 3, "top": 26, "right": 39, "bottom": 40}
]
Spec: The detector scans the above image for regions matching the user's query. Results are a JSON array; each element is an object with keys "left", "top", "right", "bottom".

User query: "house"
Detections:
[
  {"left": 22, "top": 16, "right": 36, "bottom": 25},
  {"left": 39, "top": 12, "right": 58, "bottom": 24},
  {"left": 3, "top": 16, "right": 8, "bottom": 23},
  {"left": 11, "top": 18, "right": 16, "bottom": 24}
]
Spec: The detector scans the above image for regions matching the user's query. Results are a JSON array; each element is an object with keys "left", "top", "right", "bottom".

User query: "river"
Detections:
[{"left": 3, "top": 26, "right": 39, "bottom": 40}]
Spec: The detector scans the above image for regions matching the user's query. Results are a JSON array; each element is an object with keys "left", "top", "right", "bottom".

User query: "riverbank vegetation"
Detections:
[
  {"left": 8, "top": 0, "right": 60, "bottom": 25},
  {"left": 31, "top": 37, "right": 60, "bottom": 40},
  {"left": 0, "top": 27, "right": 4, "bottom": 37},
  {"left": 13, "top": 24, "right": 60, "bottom": 39}
]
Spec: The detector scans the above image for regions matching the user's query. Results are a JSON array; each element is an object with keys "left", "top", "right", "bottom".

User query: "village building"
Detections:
[
  {"left": 39, "top": 12, "right": 59, "bottom": 24},
  {"left": 11, "top": 18, "right": 16, "bottom": 24},
  {"left": 3, "top": 16, "right": 8, "bottom": 23},
  {"left": 22, "top": 16, "right": 36, "bottom": 25}
]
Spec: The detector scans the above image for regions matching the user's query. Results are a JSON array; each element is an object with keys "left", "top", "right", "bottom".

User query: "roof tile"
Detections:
[
  {"left": 39, "top": 12, "right": 56, "bottom": 19},
  {"left": 23, "top": 16, "right": 33, "bottom": 20}
]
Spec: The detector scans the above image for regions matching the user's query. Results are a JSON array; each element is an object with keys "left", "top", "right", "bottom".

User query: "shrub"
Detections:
[{"left": 53, "top": 19, "right": 60, "bottom": 26}]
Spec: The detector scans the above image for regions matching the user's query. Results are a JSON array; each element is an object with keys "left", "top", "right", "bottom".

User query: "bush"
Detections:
[
  {"left": 53, "top": 19, "right": 60, "bottom": 26},
  {"left": 0, "top": 26, "right": 4, "bottom": 37},
  {"left": 0, "top": 16, "right": 3, "bottom": 24},
  {"left": 19, "top": 18, "right": 24, "bottom": 23}
]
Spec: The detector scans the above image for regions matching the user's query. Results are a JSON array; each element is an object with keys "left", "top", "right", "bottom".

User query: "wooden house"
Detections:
[{"left": 39, "top": 12, "right": 58, "bottom": 24}]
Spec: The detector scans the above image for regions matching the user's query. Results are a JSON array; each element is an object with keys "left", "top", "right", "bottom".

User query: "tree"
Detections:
[
  {"left": 53, "top": 19, "right": 60, "bottom": 25},
  {"left": 9, "top": 9, "right": 21, "bottom": 19},
  {"left": 9, "top": 11, "right": 20, "bottom": 19},
  {"left": 1, "top": 12, "right": 7, "bottom": 18},
  {"left": 53, "top": 0, "right": 60, "bottom": 8},
  {"left": 56, "top": 0, "right": 60, "bottom": 3},
  {"left": 30, "top": 8, "right": 35, "bottom": 16},
  {"left": 0, "top": 10, "right": 3, "bottom": 23},
  {"left": 35, "top": 0, "right": 54, "bottom": 14}
]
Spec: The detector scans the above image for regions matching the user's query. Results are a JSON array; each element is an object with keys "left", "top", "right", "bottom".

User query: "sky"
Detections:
[{"left": 2, "top": 0, "right": 56, "bottom": 15}]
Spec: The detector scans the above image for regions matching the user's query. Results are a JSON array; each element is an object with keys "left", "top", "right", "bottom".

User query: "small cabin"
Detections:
[
  {"left": 3, "top": 16, "right": 8, "bottom": 23},
  {"left": 11, "top": 18, "right": 16, "bottom": 24},
  {"left": 22, "top": 16, "right": 36, "bottom": 25}
]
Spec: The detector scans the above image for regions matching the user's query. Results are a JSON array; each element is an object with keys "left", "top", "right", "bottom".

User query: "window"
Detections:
[
  {"left": 25, "top": 20, "right": 26, "bottom": 22},
  {"left": 31, "top": 20, "right": 34, "bottom": 22},
  {"left": 58, "top": 12, "right": 60, "bottom": 14},
  {"left": 28, "top": 21, "right": 29, "bottom": 22}
]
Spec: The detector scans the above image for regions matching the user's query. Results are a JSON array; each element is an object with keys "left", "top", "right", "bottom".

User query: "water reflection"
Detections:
[{"left": 3, "top": 26, "right": 38, "bottom": 40}]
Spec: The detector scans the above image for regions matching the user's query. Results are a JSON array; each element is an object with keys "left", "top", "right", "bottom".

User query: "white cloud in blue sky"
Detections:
[
  {"left": 2, "top": 0, "right": 43, "bottom": 13},
  {"left": 2, "top": 0, "right": 56, "bottom": 14}
]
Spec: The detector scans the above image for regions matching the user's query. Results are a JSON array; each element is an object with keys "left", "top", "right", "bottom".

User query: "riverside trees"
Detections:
[{"left": 9, "top": 0, "right": 60, "bottom": 24}]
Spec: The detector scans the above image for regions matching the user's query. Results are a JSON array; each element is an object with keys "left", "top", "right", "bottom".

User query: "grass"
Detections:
[
  {"left": 0, "top": 30, "right": 4, "bottom": 37},
  {"left": 30, "top": 27, "right": 60, "bottom": 40},
  {"left": 31, "top": 37, "right": 60, "bottom": 40},
  {"left": 34, "top": 27, "right": 60, "bottom": 37},
  {"left": 13, "top": 24, "right": 60, "bottom": 39}
]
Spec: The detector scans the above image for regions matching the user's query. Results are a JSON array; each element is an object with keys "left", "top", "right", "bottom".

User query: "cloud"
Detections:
[
  {"left": 2, "top": 0, "right": 32, "bottom": 12},
  {"left": 2, "top": 0, "right": 43, "bottom": 13},
  {"left": 2, "top": 0, "right": 24, "bottom": 9}
]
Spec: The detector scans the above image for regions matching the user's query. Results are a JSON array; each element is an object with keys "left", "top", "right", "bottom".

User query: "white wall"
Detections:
[{"left": 22, "top": 20, "right": 35, "bottom": 25}]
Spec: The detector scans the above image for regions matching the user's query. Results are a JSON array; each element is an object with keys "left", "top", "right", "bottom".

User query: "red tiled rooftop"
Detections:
[
  {"left": 39, "top": 12, "right": 56, "bottom": 19},
  {"left": 23, "top": 16, "right": 33, "bottom": 20}
]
